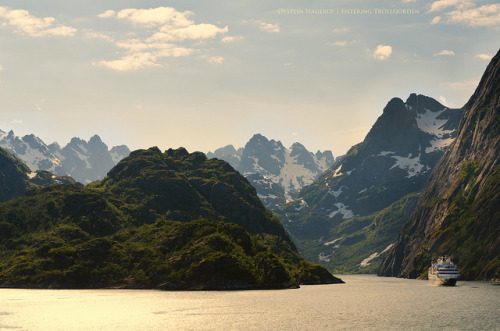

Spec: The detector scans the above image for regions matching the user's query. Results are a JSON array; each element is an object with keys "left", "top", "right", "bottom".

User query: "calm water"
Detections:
[{"left": 0, "top": 275, "right": 498, "bottom": 330}]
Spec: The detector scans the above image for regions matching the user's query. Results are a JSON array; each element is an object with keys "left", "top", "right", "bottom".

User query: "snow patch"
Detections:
[
  {"left": 295, "top": 199, "right": 308, "bottom": 211},
  {"left": 389, "top": 154, "right": 428, "bottom": 178},
  {"left": 378, "top": 151, "right": 396, "bottom": 157},
  {"left": 324, "top": 237, "right": 343, "bottom": 246},
  {"left": 360, "top": 253, "right": 379, "bottom": 267},
  {"left": 426, "top": 137, "right": 454, "bottom": 153},
  {"left": 332, "top": 165, "right": 343, "bottom": 178},
  {"left": 416, "top": 108, "right": 447, "bottom": 136},
  {"left": 328, "top": 202, "right": 354, "bottom": 219},
  {"left": 416, "top": 108, "right": 456, "bottom": 153},
  {"left": 328, "top": 186, "right": 344, "bottom": 199},
  {"left": 359, "top": 243, "right": 394, "bottom": 267}
]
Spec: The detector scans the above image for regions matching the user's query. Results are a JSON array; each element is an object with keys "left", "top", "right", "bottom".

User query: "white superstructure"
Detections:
[{"left": 428, "top": 256, "right": 460, "bottom": 286}]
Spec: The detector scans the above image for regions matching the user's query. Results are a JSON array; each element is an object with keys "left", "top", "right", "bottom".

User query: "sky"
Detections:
[{"left": 0, "top": 0, "right": 498, "bottom": 156}]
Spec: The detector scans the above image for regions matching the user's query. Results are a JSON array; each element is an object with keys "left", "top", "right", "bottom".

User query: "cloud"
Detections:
[
  {"left": 0, "top": 7, "right": 76, "bottom": 37},
  {"left": 11, "top": 119, "right": 23, "bottom": 124},
  {"left": 332, "top": 27, "right": 349, "bottom": 33},
  {"left": 96, "top": 43, "right": 193, "bottom": 71},
  {"left": 149, "top": 24, "right": 228, "bottom": 42},
  {"left": 434, "top": 50, "right": 455, "bottom": 56},
  {"left": 402, "top": 0, "right": 417, "bottom": 2},
  {"left": 475, "top": 53, "right": 492, "bottom": 60},
  {"left": 95, "top": 52, "right": 160, "bottom": 71},
  {"left": 431, "top": 16, "right": 442, "bottom": 24},
  {"left": 247, "top": 19, "right": 280, "bottom": 33},
  {"left": 221, "top": 35, "right": 244, "bottom": 43},
  {"left": 428, "top": 1, "right": 500, "bottom": 27},
  {"left": 373, "top": 44, "right": 392, "bottom": 60},
  {"left": 208, "top": 56, "right": 224, "bottom": 64},
  {"left": 439, "top": 96, "right": 447, "bottom": 105},
  {"left": 334, "top": 41, "right": 347, "bottom": 47},
  {"left": 428, "top": 0, "right": 474, "bottom": 13},
  {"left": 84, "top": 31, "right": 114, "bottom": 42},
  {"left": 0, "top": 65, "right": 3, "bottom": 71},
  {"left": 95, "top": 6, "right": 228, "bottom": 71},
  {"left": 113, "top": 7, "right": 193, "bottom": 28},
  {"left": 98, "top": 10, "right": 116, "bottom": 19},
  {"left": 442, "top": 79, "right": 480, "bottom": 90},
  {"left": 446, "top": 4, "right": 500, "bottom": 27}
]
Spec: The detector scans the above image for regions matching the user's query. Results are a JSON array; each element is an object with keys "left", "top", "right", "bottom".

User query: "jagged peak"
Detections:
[
  {"left": 110, "top": 145, "right": 131, "bottom": 154},
  {"left": 89, "top": 134, "right": 103, "bottom": 144},
  {"left": 69, "top": 137, "right": 86, "bottom": 145},
  {"left": 212, "top": 144, "right": 237, "bottom": 155},
  {"left": 291, "top": 142, "right": 307, "bottom": 150},
  {"left": 250, "top": 133, "right": 266, "bottom": 140},
  {"left": 382, "top": 97, "right": 406, "bottom": 115},
  {"left": 48, "top": 142, "right": 61, "bottom": 151},
  {"left": 405, "top": 93, "right": 445, "bottom": 113}
]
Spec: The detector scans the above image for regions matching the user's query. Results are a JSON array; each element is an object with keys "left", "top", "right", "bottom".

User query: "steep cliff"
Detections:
[{"left": 379, "top": 49, "right": 500, "bottom": 280}]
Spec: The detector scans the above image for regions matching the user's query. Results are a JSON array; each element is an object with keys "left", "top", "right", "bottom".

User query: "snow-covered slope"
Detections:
[
  {"left": 0, "top": 130, "right": 130, "bottom": 184},
  {"left": 207, "top": 134, "right": 335, "bottom": 210},
  {"left": 0, "top": 130, "right": 62, "bottom": 173}
]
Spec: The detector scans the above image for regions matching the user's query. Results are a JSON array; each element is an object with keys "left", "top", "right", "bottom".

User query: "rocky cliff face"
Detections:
[
  {"left": 378, "top": 49, "right": 500, "bottom": 281},
  {"left": 0, "top": 147, "right": 31, "bottom": 202}
]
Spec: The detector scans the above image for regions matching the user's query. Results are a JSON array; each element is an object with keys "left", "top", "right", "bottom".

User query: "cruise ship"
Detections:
[{"left": 428, "top": 256, "right": 460, "bottom": 286}]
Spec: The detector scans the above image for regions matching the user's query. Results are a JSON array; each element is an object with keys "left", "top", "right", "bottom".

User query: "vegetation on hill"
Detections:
[{"left": 0, "top": 147, "right": 342, "bottom": 289}]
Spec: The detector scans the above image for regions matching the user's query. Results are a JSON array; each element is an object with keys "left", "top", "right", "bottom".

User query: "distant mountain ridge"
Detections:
[
  {"left": 207, "top": 134, "right": 335, "bottom": 210},
  {"left": 379, "top": 49, "right": 500, "bottom": 281},
  {"left": 0, "top": 130, "right": 130, "bottom": 184},
  {"left": 277, "top": 94, "right": 463, "bottom": 273}
]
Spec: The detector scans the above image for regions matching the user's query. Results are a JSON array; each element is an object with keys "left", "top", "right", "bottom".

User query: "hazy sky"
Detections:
[{"left": 0, "top": 0, "right": 498, "bottom": 156}]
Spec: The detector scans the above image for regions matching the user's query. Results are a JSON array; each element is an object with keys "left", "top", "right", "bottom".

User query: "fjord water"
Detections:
[{"left": 1, "top": 275, "right": 498, "bottom": 330}]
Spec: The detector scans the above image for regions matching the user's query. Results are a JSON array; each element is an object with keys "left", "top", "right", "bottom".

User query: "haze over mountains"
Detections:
[
  {"left": 0, "top": 130, "right": 130, "bottom": 184},
  {"left": 207, "top": 134, "right": 335, "bottom": 210},
  {"left": 277, "top": 93, "right": 464, "bottom": 273}
]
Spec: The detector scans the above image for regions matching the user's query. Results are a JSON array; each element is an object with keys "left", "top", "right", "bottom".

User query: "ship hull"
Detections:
[{"left": 428, "top": 274, "right": 458, "bottom": 286}]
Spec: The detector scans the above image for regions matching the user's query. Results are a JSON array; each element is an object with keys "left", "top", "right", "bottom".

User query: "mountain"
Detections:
[
  {"left": 278, "top": 94, "right": 463, "bottom": 273},
  {"left": 378, "top": 49, "right": 500, "bottom": 281},
  {"left": 0, "top": 147, "right": 79, "bottom": 202},
  {"left": 0, "top": 147, "right": 342, "bottom": 289},
  {"left": 207, "top": 134, "right": 335, "bottom": 210},
  {"left": 0, "top": 130, "right": 62, "bottom": 173},
  {"left": 0, "top": 130, "right": 131, "bottom": 184},
  {"left": 206, "top": 145, "right": 244, "bottom": 169}
]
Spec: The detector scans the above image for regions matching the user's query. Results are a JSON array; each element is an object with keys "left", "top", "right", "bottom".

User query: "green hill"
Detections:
[{"left": 0, "top": 147, "right": 342, "bottom": 289}]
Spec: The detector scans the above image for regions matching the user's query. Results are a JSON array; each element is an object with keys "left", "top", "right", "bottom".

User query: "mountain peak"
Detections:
[
  {"left": 89, "top": 134, "right": 103, "bottom": 144},
  {"left": 405, "top": 93, "right": 445, "bottom": 113},
  {"left": 291, "top": 142, "right": 306, "bottom": 151}
]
